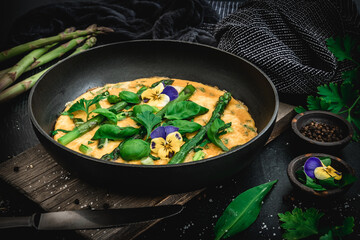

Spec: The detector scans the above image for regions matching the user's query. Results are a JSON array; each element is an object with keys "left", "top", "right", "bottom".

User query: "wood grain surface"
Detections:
[{"left": 0, "top": 102, "right": 294, "bottom": 240}]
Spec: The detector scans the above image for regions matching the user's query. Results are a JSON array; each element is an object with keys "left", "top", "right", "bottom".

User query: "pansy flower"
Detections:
[
  {"left": 150, "top": 126, "right": 183, "bottom": 160},
  {"left": 141, "top": 83, "right": 178, "bottom": 108},
  {"left": 304, "top": 157, "right": 342, "bottom": 180}
]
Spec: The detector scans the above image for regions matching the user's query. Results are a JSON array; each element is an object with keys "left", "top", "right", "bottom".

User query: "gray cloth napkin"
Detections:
[{"left": 212, "top": 0, "right": 360, "bottom": 94}]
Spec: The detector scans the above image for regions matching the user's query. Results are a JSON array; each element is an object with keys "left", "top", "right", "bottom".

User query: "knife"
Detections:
[{"left": 0, "top": 205, "right": 183, "bottom": 230}]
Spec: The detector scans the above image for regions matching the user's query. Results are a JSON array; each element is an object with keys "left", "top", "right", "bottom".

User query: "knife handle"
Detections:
[{"left": 0, "top": 215, "right": 34, "bottom": 229}]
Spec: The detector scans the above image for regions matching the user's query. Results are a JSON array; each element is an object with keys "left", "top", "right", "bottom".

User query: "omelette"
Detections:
[{"left": 53, "top": 77, "right": 257, "bottom": 165}]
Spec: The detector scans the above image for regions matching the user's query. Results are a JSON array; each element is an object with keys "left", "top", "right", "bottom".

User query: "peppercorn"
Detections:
[{"left": 300, "top": 121, "right": 344, "bottom": 142}]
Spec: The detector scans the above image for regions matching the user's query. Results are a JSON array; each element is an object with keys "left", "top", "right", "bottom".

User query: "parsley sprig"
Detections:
[
  {"left": 295, "top": 35, "right": 360, "bottom": 141},
  {"left": 64, "top": 94, "right": 105, "bottom": 121}
]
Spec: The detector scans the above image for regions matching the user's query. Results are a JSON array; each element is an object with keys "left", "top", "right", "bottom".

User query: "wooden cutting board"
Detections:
[{"left": 0, "top": 102, "right": 294, "bottom": 240}]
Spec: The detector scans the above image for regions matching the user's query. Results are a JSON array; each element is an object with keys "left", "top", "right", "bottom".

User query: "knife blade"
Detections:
[{"left": 0, "top": 205, "right": 183, "bottom": 230}]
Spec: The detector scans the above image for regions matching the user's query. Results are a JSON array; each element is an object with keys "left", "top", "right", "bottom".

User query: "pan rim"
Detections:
[{"left": 29, "top": 39, "right": 279, "bottom": 169}]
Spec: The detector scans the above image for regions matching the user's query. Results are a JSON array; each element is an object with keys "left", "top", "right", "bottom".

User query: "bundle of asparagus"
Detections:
[{"left": 0, "top": 24, "right": 113, "bottom": 103}]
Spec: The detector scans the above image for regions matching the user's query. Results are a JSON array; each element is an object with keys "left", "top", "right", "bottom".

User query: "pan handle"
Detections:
[{"left": 0, "top": 215, "right": 34, "bottom": 229}]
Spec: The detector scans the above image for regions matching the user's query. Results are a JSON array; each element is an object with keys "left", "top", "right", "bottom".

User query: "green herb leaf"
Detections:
[
  {"left": 92, "top": 124, "right": 139, "bottom": 140},
  {"left": 119, "top": 91, "right": 140, "bottom": 104},
  {"left": 319, "top": 230, "right": 333, "bottom": 240},
  {"left": 278, "top": 208, "right": 324, "bottom": 240},
  {"left": 331, "top": 216, "right": 354, "bottom": 237},
  {"left": 326, "top": 35, "right": 356, "bottom": 61},
  {"left": 107, "top": 95, "right": 121, "bottom": 104},
  {"left": 214, "top": 180, "right": 277, "bottom": 240},
  {"left": 304, "top": 173, "right": 327, "bottom": 191},
  {"left": 339, "top": 173, "right": 357, "bottom": 188},
  {"left": 319, "top": 157, "right": 331, "bottom": 166},
  {"left": 163, "top": 120, "right": 202, "bottom": 134},
  {"left": 306, "top": 95, "right": 330, "bottom": 111},
  {"left": 318, "top": 177, "right": 340, "bottom": 189},
  {"left": 207, "top": 118, "right": 229, "bottom": 152},
  {"left": 133, "top": 111, "right": 162, "bottom": 139},
  {"left": 119, "top": 139, "right": 150, "bottom": 161},
  {"left": 50, "top": 129, "right": 70, "bottom": 136},
  {"left": 66, "top": 94, "right": 104, "bottom": 121},
  {"left": 91, "top": 108, "right": 118, "bottom": 124},
  {"left": 133, "top": 104, "right": 157, "bottom": 117},
  {"left": 164, "top": 101, "right": 209, "bottom": 120}
]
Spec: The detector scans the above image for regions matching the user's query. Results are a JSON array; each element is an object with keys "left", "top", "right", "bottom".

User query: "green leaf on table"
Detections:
[
  {"left": 326, "top": 35, "right": 356, "bottom": 61},
  {"left": 92, "top": 124, "right": 139, "bottom": 140},
  {"left": 342, "top": 68, "right": 358, "bottom": 85},
  {"left": 119, "top": 91, "right": 141, "bottom": 104},
  {"left": 214, "top": 180, "right": 277, "bottom": 240},
  {"left": 163, "top": 120, "right": 202, "bottom": 135},
  {"left": 278, "top": 208, "right": 324, "bottom": 240},
  {"left": 164, "top": 101, "right": 209, "bottom": 120},
  {"left": 133, "top": 111, "right": 162, "bottom": 139},
  {"left": 319, "top": 230, "right": 333, "bottom": 240},
  {"left": 91, "top": 108, "right": 118, "bottom": 123},
  {"left": 294, "top": 106, "right": 307, "bottom": 113},
  {"left": 207, "top": 118, "right": 229, "bottom": 152},
  {"left": 331, "top": 216, "right": 354, "bottom": 237}
]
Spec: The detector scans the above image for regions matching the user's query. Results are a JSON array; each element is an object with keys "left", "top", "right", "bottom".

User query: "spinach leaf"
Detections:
[
  {"left": 163, "top": 120, "right": 202, "bottom": 134},
  {"left": 92, "top": 124, "right": 139, "bottom": 140},
  {"left": 207, "top": 118, "right": 229, "bottom": 152},
  {"left": 133, "top": 111, "right": 162, "bottom": 139},
  {"left": 91, "top": 108, "right": 118, "bottom": 124},
  {"left": 66, "top": 94, "right": 104, "bottom": 121},
  {"left": 119, "top": 91, "right": 140, "bottom": 104},
  {"left": 214, "top": 180, "right": 277, "bottom": 240},
  {"left": 164, "top": 101, "right": 208, "bottom": 120},
  {"left": 119, "top": 139, "right": 150, "bottom": 161}
]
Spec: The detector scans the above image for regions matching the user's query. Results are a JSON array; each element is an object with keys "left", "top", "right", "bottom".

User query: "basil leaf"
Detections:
[
  {"left": 214, "top": 180, "right": 277, "bottom": 240},
  {"left": 304, "top": 172, "right": 327, "bottom": 191},
  {"left": 133, "top": 104, "right": 157, "bottom": 117},
  {"left": 164, "top": 101, "right": 209, "bottom": 120},
  {"left": 92, "top": 124, "right": 139, "bottom": 140},
  {"left": 107, "top": 95, "right": 121, "bottom": 104},
  {"left": 207, "top": 118, "right": 229, "bottom": 152},
  {"left": 119, "top": 91, "right": 140, "bottom": 104},
  {"left": 133, "top": 111, "right": 162, "bottom": 140},
  {"left": 163, "top": 120, "right": 202, "bottom": 134},
  {"left": 119, "top": 139, "right": 150, "bottom": 161},
  {"left": 91, "top": 108, "right": 118, "bottom": 124}
]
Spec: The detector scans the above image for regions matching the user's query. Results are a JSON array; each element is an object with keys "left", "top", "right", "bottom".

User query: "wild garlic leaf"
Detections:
[
  {"left": 133, "top": 111, "right": 162, "bottom": 139},
  {"left": 92, "top": 124, "right": 139, "bottom": 140},
  {"left": 326, "top": 35, "right": 356, "bottom": 61},
  {"left": 278, "top": 208, "right": 324, "bottom": 240},
  {"left": 164, "top": 101, "right": 209, "bottom": 120},
  {"left": 207, "top": 118, "right": 229, "bottom": 152},
  {"left": 91, "top": 108, "right": 118, "bottom": 123},
  {"left": 214, "top": 180, "right": 277, "bottom": 240}
]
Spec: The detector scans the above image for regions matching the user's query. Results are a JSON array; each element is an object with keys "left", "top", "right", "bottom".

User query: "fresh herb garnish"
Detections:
[
  {"left": 295, "top": 35, "right": 360, "bottom": 141},
  {"left": 164, "top": 101, "right": 209, "bottom": 120},
  {"left": 119, "top": 90, "right": 141, "bottom": 104},
  {"left": 162, "top": 120, "right": 202, "bottom": 135},
  {"left": 214, "top": 180, "right": 277, "bottom": 240},
  {"left": 92, "top": 124, "right": 139, "bottom": 140},
  {"left": 278, "top": 208, "right": 355, "bottom": 240},
  {"left": 50, "top": 129, "right": 70, "bottom": 136},
  {"left": 65, "top": 94, "right": 104, "bottom": 121},
  {"left": 133, "top": 111, "right": 162, "bottom": 140},
  {"left": 91, "top": 108, "right": 118, "bottom": 124},
  {"left": 207, "top": 118, "right": 229, "bottom": 152}
]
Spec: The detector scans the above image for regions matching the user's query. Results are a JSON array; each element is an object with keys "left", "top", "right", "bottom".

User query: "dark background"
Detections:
[{"left": 0, "top": 1, "right": 360, "bottom": 240}]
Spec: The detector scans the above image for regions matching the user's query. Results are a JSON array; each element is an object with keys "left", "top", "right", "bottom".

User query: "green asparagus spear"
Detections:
[
  {"left": 0, "top": 43, "right": 56, "bottom": 91},
  {"left": 58, "top": 101, "right": 128, "bottom": 146},
  {"left": 100, "top": 84, "right": 196, "bottom": 161},
  {"left": 0, "top": 24, "right": 112, "bottom": 62},
  {"left": 27, "top": 36, "right": 87, "bottom": 70},
  {"left": 168, "top": 92, "right": 232, "bottom": 164},
  {"left": 0, "top": 37, "right": 97, "bottom": 103}
]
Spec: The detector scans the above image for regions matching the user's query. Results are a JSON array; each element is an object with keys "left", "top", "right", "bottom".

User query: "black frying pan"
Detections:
[{"left": 29, "top": 40, "right": 278, "bottom": 193}]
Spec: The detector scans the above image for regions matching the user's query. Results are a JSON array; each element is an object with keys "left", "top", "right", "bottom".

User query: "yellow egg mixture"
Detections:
[{"left": 54, "top": 77, "right": 257, "bottom": 164}]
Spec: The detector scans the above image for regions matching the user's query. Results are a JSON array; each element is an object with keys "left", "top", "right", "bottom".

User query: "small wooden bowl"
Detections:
[
  {"left": 291, "top": 111, "right": 353, "bottom": 152},
  {"left": 287, "top": 153, "right": 356, "bottom": 198}
]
